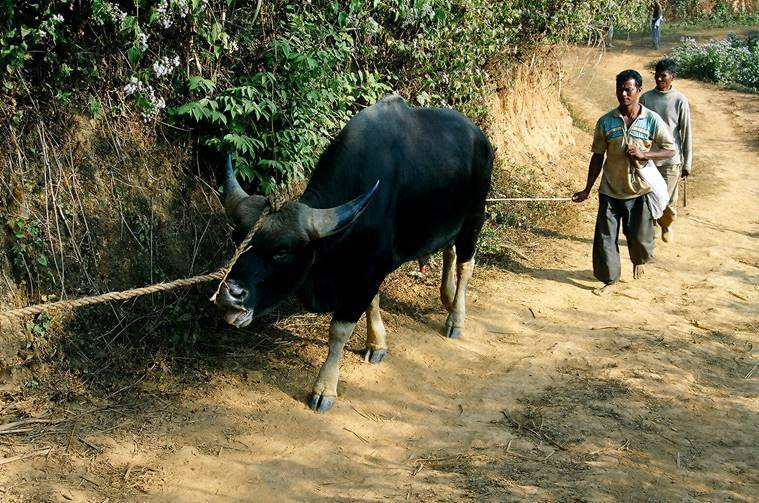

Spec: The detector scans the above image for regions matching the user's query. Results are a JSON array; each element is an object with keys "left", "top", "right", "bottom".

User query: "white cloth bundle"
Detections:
[{"left": 637, "top": 160, "right": 669, "bottom": 220}]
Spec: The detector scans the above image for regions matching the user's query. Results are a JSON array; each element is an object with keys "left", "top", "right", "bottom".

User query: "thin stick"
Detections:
[
  {"left": 0, "top": 448, "right": 52, "bottom": 466},
  {"left": 728, "top": 291, "right": 748, "bottom": 302},
  {"left": 486, "top": 197, "right": 573, "bottom": 202},
  {"left": 80, "top": 475, "right": 100, "bottom": 487},
  {"left": 351, "top": 406, "right": 378, "bottom": 422},
  {"left": 745, "top": 364, "right": 757, "bottom": 379},
  {"left": 501, "top": 411, "right": 567, "bottom": 451},
  {"left": 343, "top": 427, "right": 369, "bottom": 444},
  {"left": 410, "top": 462, "right": 425, "bottom": 476},
  {"left": 78, "top": 437, "right": 102, "bottom": 452},
  {"left": 0, "top": 418, "right": 59, "bottom": 432},
  {"left": 0, "top": 428, "right": 35, "bottom": 435}
]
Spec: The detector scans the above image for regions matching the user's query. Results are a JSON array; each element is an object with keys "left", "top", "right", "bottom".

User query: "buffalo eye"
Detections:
[{"left": 272, "top": 250, "right": 291, "bottom": 263}]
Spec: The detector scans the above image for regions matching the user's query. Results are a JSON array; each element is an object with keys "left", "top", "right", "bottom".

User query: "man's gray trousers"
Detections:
[{"left": 593, "top": 193, "right": 654, "bottom": 284}]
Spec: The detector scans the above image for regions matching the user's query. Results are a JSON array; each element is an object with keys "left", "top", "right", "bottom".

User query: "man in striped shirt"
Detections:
[{"left": 573, "top": 69, "right": 676, "bottom": 295}]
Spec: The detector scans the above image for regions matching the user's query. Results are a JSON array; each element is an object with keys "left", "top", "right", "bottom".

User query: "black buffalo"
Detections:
[{"left": 215, "top": 95, "right": 493, "bottom": 413}]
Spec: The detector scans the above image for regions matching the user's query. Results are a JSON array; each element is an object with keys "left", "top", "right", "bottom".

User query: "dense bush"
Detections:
[
  {"left": 670, "top": 33, "right": 759, "bottom": 91},
  {"left": 666, "top": 0, "right": 759, "bottom": 24},
  {"left": 1, "top": 0, "right": 650, "bottom": 193}
]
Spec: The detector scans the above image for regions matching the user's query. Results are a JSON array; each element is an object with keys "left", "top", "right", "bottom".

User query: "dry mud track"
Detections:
[{"left": 2, "top": 33, "right": 758, "bottom": 501}]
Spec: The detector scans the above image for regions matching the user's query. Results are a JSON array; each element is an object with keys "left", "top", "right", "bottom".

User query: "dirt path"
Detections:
[{"left": 2, "top": 33, "right": 757, "bottom": 502}]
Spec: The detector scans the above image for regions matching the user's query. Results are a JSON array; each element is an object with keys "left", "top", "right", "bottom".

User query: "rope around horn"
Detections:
[{"left": 0, "top": 216, "right": 266, "bottom": 322}]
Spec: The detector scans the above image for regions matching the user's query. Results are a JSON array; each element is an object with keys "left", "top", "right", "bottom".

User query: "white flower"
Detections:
[
  {"left": 52, "top": 14, "right": 64, "bottom": 23},
  {"left": 102, "top": 2, "right": 127, "bottom": 24},
  {"left": 124, "top": 76, "right": 142, "bottom": 95},
  {"left": 421, "top": 3, "right": 435, "bottom": 20},
  {"left": 177, "top": 0, "right": 190, "bottom": 17},
  {"left": 152, "top": 55, "right": 181, "bottom": 78}
]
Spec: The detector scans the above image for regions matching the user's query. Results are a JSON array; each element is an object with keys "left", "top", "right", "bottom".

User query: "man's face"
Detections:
[
  {"left": 654, "top": 69, "right": 675, "bottom": 91},
  {"left": 616, "top": 78, "right": 641, "bottom": 107}
]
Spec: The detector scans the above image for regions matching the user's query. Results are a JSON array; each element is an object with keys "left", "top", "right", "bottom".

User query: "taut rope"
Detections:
[
  {"left": 0, "top": 216, "right": 265, "bottom": 321},
  {"left": 0, "top": 272, "right": 225, "bottom": 320}
]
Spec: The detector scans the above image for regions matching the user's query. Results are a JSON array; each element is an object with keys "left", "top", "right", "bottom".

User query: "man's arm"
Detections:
[
  {"left": 627, "top": 113, "right": 676, "bottom": 162},
  {"left": 626, "top": 145, "right": 675, "bottom": 161},
  {"left": 679, "top": 98, "right": 692, "bottom": 176},
  {"left": 572, "top": 152, "right": 605, "bottom": 202}
]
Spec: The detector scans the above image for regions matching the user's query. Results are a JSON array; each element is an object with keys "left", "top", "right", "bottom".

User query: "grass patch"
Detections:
[{"left": 561, "top": 96, "right": 594, "bottom": 135}]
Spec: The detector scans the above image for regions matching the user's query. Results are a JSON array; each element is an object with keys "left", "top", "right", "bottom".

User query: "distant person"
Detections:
[
  {"left": 603, "top": 23, "right": 615, "bottom": 48},
  {"left": 604, "top": 0, "right": 616, "bottom": 48},
  {"left": 651, "top": 0, "right": 663, "bottom": 49},
  {"left": 640, "top": 59, "right": 692, "bottom": 242},
  {"left": 572, "top": 69, "right": 676, "bottom": 295}
]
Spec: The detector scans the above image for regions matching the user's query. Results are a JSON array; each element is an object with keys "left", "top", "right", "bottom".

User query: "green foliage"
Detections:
[
  {"left": 670, "top": 34, "right": 759, "bottom": 92},
  {"left": 667, "top": 0, "right": 759, "bottom": 25},
  {"left": 2, "top": 0, "right": 650, "bottom": 192},
  {"left": 9, "top": 217, "right": 52, "bottom": 276},
  {"left": 26, "top": 313, "right": 53, "bottom": 338}
]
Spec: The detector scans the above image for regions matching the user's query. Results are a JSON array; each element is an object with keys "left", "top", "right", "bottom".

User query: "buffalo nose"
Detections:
[{"left": 225, "top": 280, "right": 248, "bottom": 302}]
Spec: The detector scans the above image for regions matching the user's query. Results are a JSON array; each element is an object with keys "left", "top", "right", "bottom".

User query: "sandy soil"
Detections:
[{"left": 1, "top": 32, "right": 757, "bottom": 502}]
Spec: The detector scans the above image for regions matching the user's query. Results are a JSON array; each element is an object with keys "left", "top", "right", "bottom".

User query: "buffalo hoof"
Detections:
[
  {"left": 309, "top": 393, "right": 336, "bottom": 413},
  {"left": 445, "top": 325, "right": 463, "bottom": 339},
  {"left": 364, "top": 348, "right": 387, "bottom": 364}
]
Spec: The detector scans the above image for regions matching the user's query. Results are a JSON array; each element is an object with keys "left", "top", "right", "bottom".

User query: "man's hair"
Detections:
[
  {"left": 616, "top": 69, "right": 643, "bottom": 89},
  {"left": 655, "top": 59, "right": 678, "bottom": 75}
]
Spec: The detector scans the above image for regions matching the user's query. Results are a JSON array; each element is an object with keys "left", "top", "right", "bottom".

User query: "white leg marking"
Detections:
[
  {"left": 444, "top": 259, "right": 474, "bottom": 338},
  {"left": 311, "top": 319, "right": 356, "bottom": 409},
  {"left": 365, "top": 293, "right": 387, "bottom": 352},
  {"left": 440, "top": 246, "right": 456, "bottom": 310}
]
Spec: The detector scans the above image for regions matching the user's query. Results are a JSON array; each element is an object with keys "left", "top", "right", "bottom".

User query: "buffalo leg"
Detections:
[
  {"left": 363, "top": 293, "right": 387, "bottom": 364},
  {"left": 440, "top": 245, "right": 456, "bottom": 310},
  {"left": 444, "top": 259, "right": 474, "bottom": 339},
  {"left": 309, "top": 318, "right": 356, "bottom": 413}
]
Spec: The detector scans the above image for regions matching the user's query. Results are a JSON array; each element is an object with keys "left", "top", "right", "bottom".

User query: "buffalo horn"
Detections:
[
  {"left": 223, "top": 153, "right": 250, "bottom": 217},
  {"left": 306, "top": 180, "right": 380, "bottom": 239}
]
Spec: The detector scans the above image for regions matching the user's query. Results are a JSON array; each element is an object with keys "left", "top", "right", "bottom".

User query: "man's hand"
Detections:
[
  {"left": 572, "top": 189, "right": 591, "bottom": 203},
  {"left": 681, "top": 167, "right": 691, "bottom": 178},
  {"left": 626, "top": 145, "right": 648, "bottom": 162}
]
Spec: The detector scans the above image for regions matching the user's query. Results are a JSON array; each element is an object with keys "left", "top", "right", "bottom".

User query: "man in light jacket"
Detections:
[{"left": 640, "top": 58, "right": 692, "bottom": 243}]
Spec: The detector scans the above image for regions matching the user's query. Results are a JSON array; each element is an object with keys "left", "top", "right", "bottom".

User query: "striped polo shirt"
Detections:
[{"left": 591, "top": 104, "right": 675, "bottom": 199}]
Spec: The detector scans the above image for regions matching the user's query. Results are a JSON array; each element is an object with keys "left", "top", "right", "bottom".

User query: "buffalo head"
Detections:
[{"left": 215, "top": 154, "right": 378, "bottom": 327}]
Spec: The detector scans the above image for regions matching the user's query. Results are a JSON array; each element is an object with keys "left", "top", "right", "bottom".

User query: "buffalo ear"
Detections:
[
  {"left": 305, "top": 180, "right": 380, "bottom": 240},
  {"left": 231, "top": 195, "right": 268, "bottom": 229}
]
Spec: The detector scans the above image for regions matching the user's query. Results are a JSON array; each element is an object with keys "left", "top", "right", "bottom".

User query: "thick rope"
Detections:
[
  {"left": 0, "top": 271, "right": 224, "bottom": 320},
  {"left": 208, "top": 209, "right": 269, "bottom": 302},
  {"left": 0, "top": 212, "right": 266, "bottom": 321}
]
